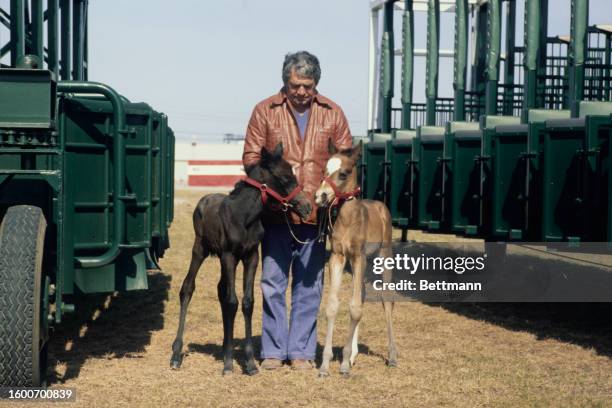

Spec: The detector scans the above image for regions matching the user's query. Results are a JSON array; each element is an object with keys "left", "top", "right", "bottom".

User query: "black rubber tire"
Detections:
[{"left": 0, "top": 205, "right": 47, "bottom": 387}]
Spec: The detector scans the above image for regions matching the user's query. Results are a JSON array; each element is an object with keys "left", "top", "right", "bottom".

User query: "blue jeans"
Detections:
[{"left": 260, "top": 223, "right": 325, "bottom": 361}]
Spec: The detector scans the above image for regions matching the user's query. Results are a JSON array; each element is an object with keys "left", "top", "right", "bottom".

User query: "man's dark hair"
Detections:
[{"left": 282, "top": 51, "right": 321, "bottom": 85}]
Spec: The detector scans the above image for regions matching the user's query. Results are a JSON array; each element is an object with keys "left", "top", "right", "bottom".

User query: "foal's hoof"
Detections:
[
  {"left": 318, "top": 371, "right": 329, "bottom": 378},
  {"left": 387, "top": 359, "right": 398, "bottom": 368},
  {"left": 246, "top": 366, "right": 259, "bottom": 376},
  {"left": 339, "top": 368, "right": 351, "bottom": 377},
  {"left": 222, "top": 368, "right": 234, "bottom": 376},
  {"left": 170, "top": 358, "right": 182, "bottom": 370}
]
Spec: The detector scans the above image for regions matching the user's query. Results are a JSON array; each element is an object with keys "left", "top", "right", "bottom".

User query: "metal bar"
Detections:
[
  {"left": 72, "top": 0, "right": 83, "bottom": 80},
  {"left": 401, "top": 0, "right": 414, "bottom": 129},
  {"left": 83, "top": 0, "right": 88, "bottom": 80},
  {"left": 10, "top": 0, "right": 26, "bottom": 67},
  {"left": 523, "top": 0, "right": 541, "bottom": 114},
  {"left": 0, "top": 8, "right": 10, "bottom": 29},
  {"left": 368, "top": 8, "right": 380, "bottom": 130},
  {"left": 536, "top": 0, "right": 549, "bottom": 109},
  {"left": 57, "top": 82, "right": 128, "bottom": 269},
  {"left": 379, "top": 0, "right": 394, "bottom": 133},
  {"left": 32, "top": 0, "right": 43, "bottom": 63},
  {"left": 371, "top": 0, "right": 478, "bottom": 12},
  {"left": 502, "top": 0, "right": 516, "bottom": 115},
  {"left": 485, "top": 0, "right": 501, "bottom": 115},
  {"left": 425, "top": 0, "right": 440, "bottom": 126},
  {"left": 453, "top": 0, "right": 468, "bottom": 121},
  {"left": 569, "top": 0, "right": 588, "bottom": 115},
  {"left": 47, "top": 0, "right": 59, "bottom": 75},
  {"left": 60, "top": 0, "right": 71, "bottom": 79},
  {"left": 395, "top": 48, "right": 454, "bottom": 57}
]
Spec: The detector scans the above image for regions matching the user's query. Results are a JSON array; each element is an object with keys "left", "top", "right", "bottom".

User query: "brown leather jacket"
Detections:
[{"left": 243, "top": 90, "right": 352, "bottom": 224}]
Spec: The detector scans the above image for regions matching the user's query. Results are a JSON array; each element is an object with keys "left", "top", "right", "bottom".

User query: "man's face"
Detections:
[{"left": 285, "top": 68, "right": 316, "bottom": 110}]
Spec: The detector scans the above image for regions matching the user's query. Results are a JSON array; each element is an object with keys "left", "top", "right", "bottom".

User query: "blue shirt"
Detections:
[{"left": 294, "top": 109, "right": 310, "bottom": 141}]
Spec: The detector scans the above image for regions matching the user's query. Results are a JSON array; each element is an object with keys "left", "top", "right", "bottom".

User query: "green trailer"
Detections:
[{"left": 0, "top": 1, "right": 174, "bottom": 387}]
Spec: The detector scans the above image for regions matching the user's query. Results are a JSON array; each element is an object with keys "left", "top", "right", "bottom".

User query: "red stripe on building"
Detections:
[
  {"left": 188, "top": 175, "right": 244, "bottom": 187},
  {"left": 188, "top": 160, "right": 243, "bottom": 165}
]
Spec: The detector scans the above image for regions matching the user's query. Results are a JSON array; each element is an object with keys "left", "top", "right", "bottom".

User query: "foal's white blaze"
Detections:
[
  {"left": 315, "top": 157, "right": 341, "bottom": 206},
  {"left": 326, "top": 157, "right": 342, "bottom": 175}
]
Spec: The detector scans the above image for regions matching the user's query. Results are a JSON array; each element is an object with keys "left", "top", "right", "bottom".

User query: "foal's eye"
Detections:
[{"left": 338, "top": 172, "right": 348, "bottom": 181}]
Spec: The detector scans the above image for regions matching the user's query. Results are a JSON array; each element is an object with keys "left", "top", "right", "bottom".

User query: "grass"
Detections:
[{"left": 17, "top": 189, "right": 612, "bottom": 408}]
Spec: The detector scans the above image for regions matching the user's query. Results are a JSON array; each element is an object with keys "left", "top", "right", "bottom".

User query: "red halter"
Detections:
[
  {"left": 242, "top": 177, "right": 303, "bottom": 211},
  {"left": 323, "top": 177, "right": 361, "bottom": 206}
]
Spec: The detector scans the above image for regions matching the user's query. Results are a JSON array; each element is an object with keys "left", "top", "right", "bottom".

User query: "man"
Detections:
[{"left": 242, "top": 51, "right": 352, "bottom": 370}]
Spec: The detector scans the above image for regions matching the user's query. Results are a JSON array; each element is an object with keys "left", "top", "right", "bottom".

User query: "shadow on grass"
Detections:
[
  {"left": 437, "top": 302, "right": 612, "bottom": 357},
  {"left": 47, "top": 271, "right": 170, "bottom": 384},
  {"left": 188, "top": 336, "right": 386, "bottom": 372}
]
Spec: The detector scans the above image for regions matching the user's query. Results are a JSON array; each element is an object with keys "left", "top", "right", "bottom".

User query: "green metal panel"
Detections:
[
  {"left": 442, "top": 122, "right": 480, "bottom": 234},
  {"left": 484, "top": 109, "right": 573, "bottom": 241},
  {"left": 529, "top": 104, "right": 612, "bottom": 242},
  {"left": 540, "top": 118, "right": 586, "bottom": 241},
  {"left": 489, "top": 124, "right": 529, "bottom": 239},
  {"left": 0, "top": 69, "right": 56, "bottom": 128},
  {"left": 73, "top": 250, "right": 148, "bottom": 293},
  {"left": 60, "top": 96, "right": 154, "bottom": 293},
  {"left": 388, "top": 129, "right": 416, "bottom": 226},
  {"left": 363, "top": 132, "right": 391, "bottom": 202},
  {"left": 478, "top": 115, "right": 521, "bottom": 238},
  {"left": 415, "top": 126, "right": 444, "bottom": 230}
]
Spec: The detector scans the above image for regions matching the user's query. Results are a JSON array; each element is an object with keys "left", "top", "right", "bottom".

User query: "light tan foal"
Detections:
[{"left": 315, "top": 142, "right": 398, "bottom": 377}]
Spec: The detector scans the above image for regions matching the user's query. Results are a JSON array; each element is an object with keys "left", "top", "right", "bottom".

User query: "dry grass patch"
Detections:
[{"left": 10, "top": 189, "right": 611, "bottom": 408}]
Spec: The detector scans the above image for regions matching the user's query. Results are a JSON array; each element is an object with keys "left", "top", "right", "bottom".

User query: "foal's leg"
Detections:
[
  {"left": 170, "top": 239, "right": 208, "bottom": 369},
  {"left": 241, "top": 249, "right": 259, "bottom": 375},
  {"left": 349, "top": 322, "right": 360, "bottom": 366},
  {"left": 382, "top": 248, "right": 398, "bottom": 367},
  {"left": 218, "top": 252, "right": 239, "bottom": 375},
  {"left": 340, "top": 252, "right": 365, "bottom": 375},
  {"left": 319, "top": 252, "right": 345, "bottom": 377}
]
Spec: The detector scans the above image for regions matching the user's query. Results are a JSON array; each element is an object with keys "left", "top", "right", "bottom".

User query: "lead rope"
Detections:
[{"left": 282, "top": 207, "right": 328, "bottom": 245}]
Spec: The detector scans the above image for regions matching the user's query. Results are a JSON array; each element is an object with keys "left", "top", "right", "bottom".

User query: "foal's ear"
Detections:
[
  {"left": 350, "top": 141, "right": 362, "bottom": 162},
  {"left": 260, "top": 146, "right": 273, "bottom": 167},
  {"left": 272, "top": 142, "right": 284, "bottom": 160},
  {"left": 260, "top": 143, "right": 284, "bottom": 167},
  {"left": 328, "top": 138, "right": 338, "bottom": 155}
]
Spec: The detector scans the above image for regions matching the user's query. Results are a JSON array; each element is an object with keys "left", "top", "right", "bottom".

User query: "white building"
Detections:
[{"left": 175, "top": 141, "right": 245, "bottom": 188}]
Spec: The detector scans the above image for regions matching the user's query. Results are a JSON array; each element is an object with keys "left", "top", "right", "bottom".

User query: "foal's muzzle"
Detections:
[{"left": 291, "top": 191, "right": 312, "bottom": 220}]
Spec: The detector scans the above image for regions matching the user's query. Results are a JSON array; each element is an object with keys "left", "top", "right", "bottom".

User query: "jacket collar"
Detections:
[{"left": 269, "top": 89, "right": 332, "bottom": 109}]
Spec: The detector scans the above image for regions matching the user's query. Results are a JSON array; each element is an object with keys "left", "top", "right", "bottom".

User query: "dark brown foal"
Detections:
[{"left": 170, "top": 144, "right": 311, "bottom": 375}]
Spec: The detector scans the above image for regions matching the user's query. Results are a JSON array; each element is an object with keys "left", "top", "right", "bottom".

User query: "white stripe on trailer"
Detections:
[{"left": 188, "top": 164, "right": 245, "bottom": 176}]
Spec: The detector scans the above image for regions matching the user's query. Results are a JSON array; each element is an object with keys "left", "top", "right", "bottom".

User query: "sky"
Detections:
[{"left": 1, "top": 0, "right": 609, "bottom": 142}]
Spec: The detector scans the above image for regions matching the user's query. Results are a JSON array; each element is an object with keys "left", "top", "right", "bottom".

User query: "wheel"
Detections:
[{"left": 0, "top": 205, "right": 48, "bottom": 387}]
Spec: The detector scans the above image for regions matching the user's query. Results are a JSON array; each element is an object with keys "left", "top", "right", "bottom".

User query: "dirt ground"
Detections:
[{"left": 6, "top": 189, "right": 612, "bottom": 408}]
